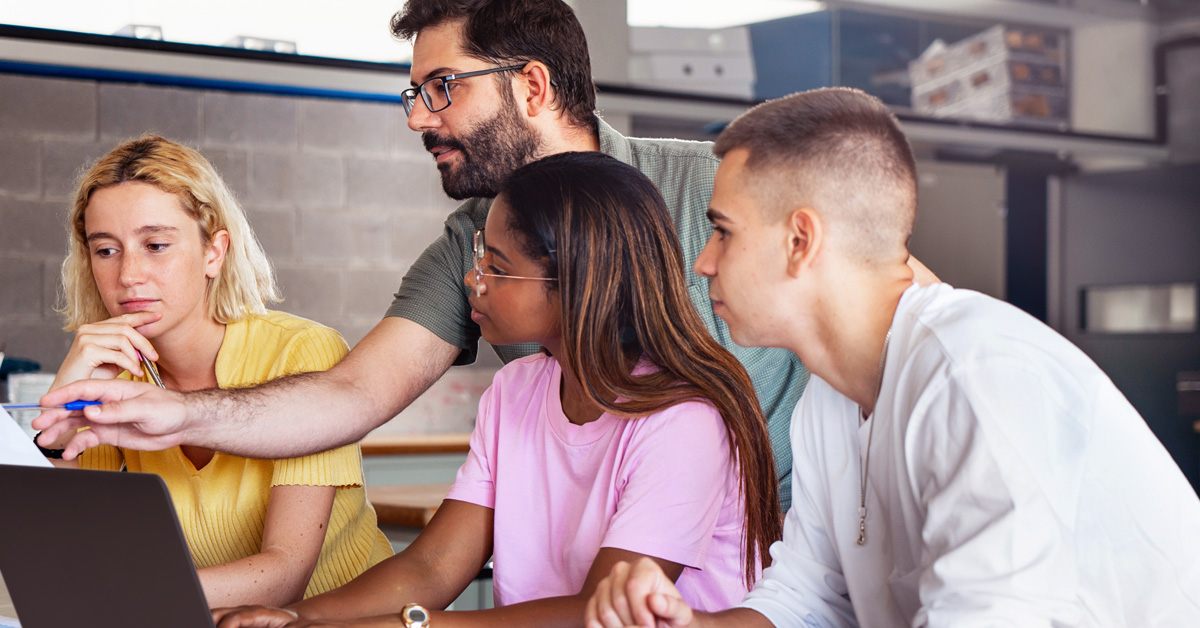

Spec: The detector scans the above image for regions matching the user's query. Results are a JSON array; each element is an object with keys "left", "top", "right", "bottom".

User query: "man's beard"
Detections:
[{"left": 423, "top": 97, "right": 541, "bottom": 200}]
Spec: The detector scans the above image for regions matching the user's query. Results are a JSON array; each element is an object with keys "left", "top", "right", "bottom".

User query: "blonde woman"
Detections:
[{"left": 41, "top": 134, "right": 393, "bottom": 608}]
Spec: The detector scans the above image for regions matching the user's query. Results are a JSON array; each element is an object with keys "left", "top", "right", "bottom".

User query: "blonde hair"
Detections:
[{"left": 59, "top": 134, "right": 280, "bottom": 330}]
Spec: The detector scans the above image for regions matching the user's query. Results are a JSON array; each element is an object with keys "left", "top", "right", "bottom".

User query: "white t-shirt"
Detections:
[{"left": 743, "top": 283, "right": 1200, "bottom": 627}]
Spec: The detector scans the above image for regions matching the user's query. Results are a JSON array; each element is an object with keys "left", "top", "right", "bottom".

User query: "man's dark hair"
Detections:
[
  {"left": 393, "top": 0, "right": 598, "bottom": 133},
  {"left": 715, "top": 87, "right": 918, "bottom": 265}
]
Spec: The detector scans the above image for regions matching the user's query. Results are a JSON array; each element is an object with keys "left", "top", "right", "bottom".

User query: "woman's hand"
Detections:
[
  {"left": 41, "top": 311, "right": 163, "bottom": 450},
  {"left": 51, "top": 311, "right": 163, "bottom": 391},
  {"left": 213, "top": 606, "right": 399, "bottom": 628},
  {"left": 213, "top": 606, "right": 300, "bottom": 627}
]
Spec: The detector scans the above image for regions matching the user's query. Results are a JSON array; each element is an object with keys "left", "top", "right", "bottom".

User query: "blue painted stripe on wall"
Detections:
[{"left": 0, "top": 59, "right": 406, "bottom": 104}]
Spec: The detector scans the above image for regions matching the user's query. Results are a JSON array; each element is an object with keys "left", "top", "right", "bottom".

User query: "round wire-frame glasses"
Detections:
[
  {"left": 472, "top": 229, "right": 556, "bottom": 298},
  {"left": 401, "top": 64, "right": 527, "bottom": 116}
]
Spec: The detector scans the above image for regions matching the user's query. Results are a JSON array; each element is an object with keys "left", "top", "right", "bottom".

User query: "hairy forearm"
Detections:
[
  {"left": 182, "top": 319, "right": 459, "bottom": 458},
  {"left": 182, "top": 370, "right": 376, "bottom": 458},
  {"left": 35, "top": 318, "right": 462, "bottom": 460}
]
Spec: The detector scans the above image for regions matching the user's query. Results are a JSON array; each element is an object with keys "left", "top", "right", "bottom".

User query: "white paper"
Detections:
[{"left": 0, "top": 406, "right": 52, "bottom": 468}]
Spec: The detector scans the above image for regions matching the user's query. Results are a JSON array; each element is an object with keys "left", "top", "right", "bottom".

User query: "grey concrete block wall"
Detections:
[
  {"left": 0, "top": 72, "right": 465, "bottom": 393},
  {"left": 0, "top": 74, "right": 96, "bottom": 140},
  {"left": 0, "top": 138, "right": 41, "bottom": 197},
  {"left": 300, "top": 99, "right": 394, "bottom": 154},
  {"left": 0, "top": 199, "right": 65, "bottom": 253},
  {"left": 203, "top": 92, "right": 298, "bottom": 149},
  {"left": 99, "top": 84, "right": 202, "bottom": 145},
  {"left": 42, "top": 140, "right": 114, "bottom": 199},
  {"left": 0, "top": 259, "right": 42, "bottom": 318}
]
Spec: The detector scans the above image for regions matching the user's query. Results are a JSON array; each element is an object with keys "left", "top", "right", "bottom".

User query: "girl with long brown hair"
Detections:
[
  {"left": 214, "top": 151, "right": 780, "bottom": 628},
  {"left": 495, "top": 151, "right": 783, "bottom": 589}
]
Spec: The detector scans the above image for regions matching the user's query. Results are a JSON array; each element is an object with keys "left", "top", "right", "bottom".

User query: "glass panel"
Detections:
[
  {"left": 627, "top": 0, "right": 824, "bottom": 29},
  {"left": 837, "top": 9, "right": 922, "bottom": 107},
  {"left": 1082, "top": 283, "right": 1198, "bottom": 334},
  {"left": 2, "top": 1, "right": 413, "bottom": 63}
]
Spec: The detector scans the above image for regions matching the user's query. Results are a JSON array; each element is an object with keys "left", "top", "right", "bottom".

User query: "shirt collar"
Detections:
[{"left": 596, "top": 115, "right": 634, "bottom": 166}]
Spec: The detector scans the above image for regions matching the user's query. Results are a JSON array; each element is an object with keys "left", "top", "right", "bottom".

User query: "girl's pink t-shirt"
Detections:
[{"left": 446, "top": 354, "right": 753, "bottom": 611}]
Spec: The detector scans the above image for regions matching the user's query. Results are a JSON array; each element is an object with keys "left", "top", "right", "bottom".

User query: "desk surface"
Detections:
[
  {"left": 0, "top": 570, "right": 17, "bottom": 624},
  {"left": 367, "top": 482, "right": 453, "bottom": 528},
  {"left": 360, "top": 433, "right": 470, "bottom": 457}
]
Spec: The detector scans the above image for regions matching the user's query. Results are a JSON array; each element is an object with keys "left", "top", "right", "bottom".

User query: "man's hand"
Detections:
[
  {"left": 586, "top": 557, "right": 696, "bottom": 628},
  {"left": 36, "top": 317, "right": 460, "bottom": 462},
  {"left": 31, "top": 379, "right": 191, "bottom": 459}
]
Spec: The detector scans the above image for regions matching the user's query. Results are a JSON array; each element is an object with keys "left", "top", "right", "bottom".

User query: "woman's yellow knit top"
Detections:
[{"left": 79, "top": 311, "right": 393, "bottom": 598}]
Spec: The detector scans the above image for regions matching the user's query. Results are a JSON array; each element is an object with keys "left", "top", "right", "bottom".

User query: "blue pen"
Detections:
[{"left": 2, "top": 400, "right": 103, "bottom": 411}]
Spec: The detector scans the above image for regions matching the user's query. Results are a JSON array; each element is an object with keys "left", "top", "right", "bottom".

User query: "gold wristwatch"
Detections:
[{"left": 400, "top": 603, "right": 430, "bottom": 628}]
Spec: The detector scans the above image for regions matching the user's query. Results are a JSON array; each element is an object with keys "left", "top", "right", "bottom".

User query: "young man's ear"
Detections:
[
  {"left": 515, "top": 61, "right": 557, "bottom": 117},
  {"left": 785, "top": 207, "right": 821, "bottom": 278}
]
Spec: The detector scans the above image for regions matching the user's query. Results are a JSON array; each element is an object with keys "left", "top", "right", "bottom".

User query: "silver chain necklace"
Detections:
[{"left": 857, "top": 327, "right": 892, "bottom": 546}]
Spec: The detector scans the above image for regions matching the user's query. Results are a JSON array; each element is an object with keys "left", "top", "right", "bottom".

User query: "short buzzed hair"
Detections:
[{"left": 715, "top": 87, "right": 917, "bottom": 266}]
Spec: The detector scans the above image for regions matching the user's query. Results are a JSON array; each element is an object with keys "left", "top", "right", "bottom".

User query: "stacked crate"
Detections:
[
  {"left": 908, "top": 25, "right": 1069, "bottom": 129},
  {"left": 628, "top": 26, "right": 757, "bottom": 100}
]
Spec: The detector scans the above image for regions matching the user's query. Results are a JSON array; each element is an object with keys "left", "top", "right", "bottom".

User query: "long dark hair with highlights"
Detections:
[{"left": 500, "top": 151, "right": 781, "bottom": 586}]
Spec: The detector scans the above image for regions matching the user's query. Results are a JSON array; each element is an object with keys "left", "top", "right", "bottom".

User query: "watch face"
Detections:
[{"left": 405, "top": 606, "right": 428, "bottom": 626}]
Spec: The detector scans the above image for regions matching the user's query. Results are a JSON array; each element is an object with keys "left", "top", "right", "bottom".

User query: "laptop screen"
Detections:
[{"left": 0, "top": 464, "right": 215, "bottom": 628}]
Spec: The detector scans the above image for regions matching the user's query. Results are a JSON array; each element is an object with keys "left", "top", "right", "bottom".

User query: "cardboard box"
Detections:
[
  {"left": 909, "top": 24, "right": 1069, "bottom": 128},
  {"left": 629, "top": 26, "right": 756, "bottom": 99}
]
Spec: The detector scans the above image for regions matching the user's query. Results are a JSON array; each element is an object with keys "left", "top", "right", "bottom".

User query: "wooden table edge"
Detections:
[{"left": 361, "top": 433, "right": 471, "bottom": 456}]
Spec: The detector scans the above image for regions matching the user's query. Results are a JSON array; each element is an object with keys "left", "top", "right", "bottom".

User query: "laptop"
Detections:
[{"left": 0, "top": 464, "right": 215, "bottom": 628}]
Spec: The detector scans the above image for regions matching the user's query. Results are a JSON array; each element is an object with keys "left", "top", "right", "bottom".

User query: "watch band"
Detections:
[
  {"left": 34, "top": 431, "right": 65, "bottom": 459},
  {"left": 400, "top": 603, "right": 430, "bottom": 628}
]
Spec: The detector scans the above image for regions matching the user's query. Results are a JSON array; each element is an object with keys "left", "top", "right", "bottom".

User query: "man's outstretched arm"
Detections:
[{"left": 35, "top": 317, "right": 461, "bottom": 459}]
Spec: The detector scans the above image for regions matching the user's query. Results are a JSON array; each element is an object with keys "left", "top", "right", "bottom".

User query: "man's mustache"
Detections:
[{"left": 423, "top": 132, "right": 468, "bottom": 157}]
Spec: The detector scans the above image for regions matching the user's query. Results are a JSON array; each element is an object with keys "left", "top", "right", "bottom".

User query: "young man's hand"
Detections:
[{"left": 586, "top": 557, "right": 696, "bottom": 628}]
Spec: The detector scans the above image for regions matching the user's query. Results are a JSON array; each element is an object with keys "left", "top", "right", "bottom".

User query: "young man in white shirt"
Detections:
[{"left": 585, "top": 87, "right": 1200, "bottom": 628}]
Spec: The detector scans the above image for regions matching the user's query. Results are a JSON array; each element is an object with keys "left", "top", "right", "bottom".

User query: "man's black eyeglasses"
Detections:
[{"left": 401, "top": 64, "right": 526, "bottom": 116}]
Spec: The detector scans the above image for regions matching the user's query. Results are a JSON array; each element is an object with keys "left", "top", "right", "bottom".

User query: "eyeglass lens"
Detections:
[
  {"left": 422, "top": 79, "right": 451, "bottom": 113},
  {"left": 474, "top": 229, "right": 486, "bottom": 266},
  {"left": 403, "top": 78, "right": 451, "bottom": 116},
  {"left": 472, "top": 230, "right": 486, "bottom": 296}
]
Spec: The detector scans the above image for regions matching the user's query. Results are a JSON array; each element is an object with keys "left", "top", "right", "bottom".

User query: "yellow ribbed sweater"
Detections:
[{"left": 80, "top": 311, "right": 393, "bottom": 598}]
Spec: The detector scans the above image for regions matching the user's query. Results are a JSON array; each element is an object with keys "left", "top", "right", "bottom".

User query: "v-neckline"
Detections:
[{"left": 178, "top": 446, "right": 216, "bottom": 473}]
